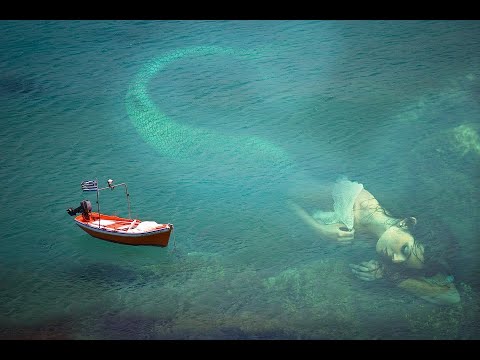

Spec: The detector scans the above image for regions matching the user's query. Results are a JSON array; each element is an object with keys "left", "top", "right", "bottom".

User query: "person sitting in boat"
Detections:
[{"left": 288, "top": 177, "right": 460, "bottom": 306}]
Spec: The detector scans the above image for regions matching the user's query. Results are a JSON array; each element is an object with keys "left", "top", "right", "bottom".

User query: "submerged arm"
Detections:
[
  {"left": 351, "top": 262, "right": 461, "bottom": 305},
  {"left": 396, "top": 276, "right": 460, "bottom": 305},
  {"left": 289, "top": 201, "right": 325, "bottom": 234},
  {"left": 289, "top": 201, "right": 354, "bottom": 244}
]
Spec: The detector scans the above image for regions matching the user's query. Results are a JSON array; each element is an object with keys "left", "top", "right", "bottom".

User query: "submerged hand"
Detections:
[
  {"left": 350, "top": 260, "right": 384, "bottom": 281},
  {"left": 288, "top": 201, "right": 354, "bottom": 245},
  {"left": 321, "top": 223, "right": 355, "bottom": 245}
]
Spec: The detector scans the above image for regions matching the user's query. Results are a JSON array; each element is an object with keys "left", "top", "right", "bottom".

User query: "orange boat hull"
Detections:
[{"left": 74, "top": 212, "right": 173, "bottom": 247}]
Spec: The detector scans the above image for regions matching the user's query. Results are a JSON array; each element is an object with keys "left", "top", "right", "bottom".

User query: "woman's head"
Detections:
[
  {"left": 376, "top": 217, "right": 425, "bottom": 269},
  {"left": 376, "top": 215, "right": 457, "bottom": 276}
]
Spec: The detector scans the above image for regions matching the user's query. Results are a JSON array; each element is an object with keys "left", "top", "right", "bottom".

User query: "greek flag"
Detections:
[{"left": 81, "top": 180, "right": 98, "bottom": 192}]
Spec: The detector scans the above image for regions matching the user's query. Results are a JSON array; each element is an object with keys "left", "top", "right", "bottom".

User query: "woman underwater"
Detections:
[{"left": 289, "top": 177, "right": 460, "bottom": 306}]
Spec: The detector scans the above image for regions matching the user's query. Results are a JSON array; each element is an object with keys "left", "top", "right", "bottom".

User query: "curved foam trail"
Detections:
[{"left": 125, "top": 46, "right": 292, "bottom": 178}]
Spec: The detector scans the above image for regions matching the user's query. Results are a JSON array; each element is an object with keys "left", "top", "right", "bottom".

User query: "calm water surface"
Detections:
[{"left": 0, "top": 20, "right": 479, "bottom": 339}]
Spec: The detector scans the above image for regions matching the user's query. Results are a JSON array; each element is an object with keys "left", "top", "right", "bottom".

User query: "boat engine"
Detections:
[{"left": 66, "top": 200, "right": 92, "bottom": 220}]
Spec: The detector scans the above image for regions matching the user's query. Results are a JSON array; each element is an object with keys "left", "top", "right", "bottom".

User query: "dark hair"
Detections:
[
  {"left": 380, "top": 214, "right": 458, "bottom": 284},
  {"left": 357, "top": 197, "right": 458, "bottom": 283},
  {"left": 409, "top": 215, "right": 458, "bottom": 276}
]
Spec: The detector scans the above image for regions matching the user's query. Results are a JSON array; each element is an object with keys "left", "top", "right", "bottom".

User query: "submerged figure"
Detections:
[{"left": 288, "top": 177, "right": 460, "bottom": 306}]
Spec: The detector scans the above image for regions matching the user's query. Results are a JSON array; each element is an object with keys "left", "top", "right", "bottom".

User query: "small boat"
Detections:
[{"left": 66, "top": 179, "right": 174, "bottom": 247}]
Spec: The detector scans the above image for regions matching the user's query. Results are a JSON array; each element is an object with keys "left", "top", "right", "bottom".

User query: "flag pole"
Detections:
[{"left": 96, "top": 178, "right": 101, "bottom": 227}]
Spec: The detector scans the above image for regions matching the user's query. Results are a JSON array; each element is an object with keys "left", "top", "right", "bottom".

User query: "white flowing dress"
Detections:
[{"left": 312, "top": 177, "right": 364, "bottom": 231}]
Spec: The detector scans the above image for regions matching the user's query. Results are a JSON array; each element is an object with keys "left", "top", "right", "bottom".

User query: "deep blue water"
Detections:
[{"left": 0, "top": 20, "right": 479, "bottom": 339}]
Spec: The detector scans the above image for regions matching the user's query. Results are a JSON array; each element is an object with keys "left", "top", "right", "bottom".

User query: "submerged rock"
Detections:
[{"left": 451, "top": 124, "right": 480, "bottom": 156}]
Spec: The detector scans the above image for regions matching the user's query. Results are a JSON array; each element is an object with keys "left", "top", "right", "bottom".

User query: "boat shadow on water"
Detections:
[{"left": 66, "top": 262, "right": 159, "bottom": 288}]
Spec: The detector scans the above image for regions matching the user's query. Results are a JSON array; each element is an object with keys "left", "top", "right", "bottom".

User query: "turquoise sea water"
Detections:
[{"left": 0, "top": 20, "right": 479, "bottom": 339}]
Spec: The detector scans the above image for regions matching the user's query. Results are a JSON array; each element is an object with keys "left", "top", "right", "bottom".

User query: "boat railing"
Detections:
[{"left": 94, "top": 180, "right": 132, "bottom": 227}]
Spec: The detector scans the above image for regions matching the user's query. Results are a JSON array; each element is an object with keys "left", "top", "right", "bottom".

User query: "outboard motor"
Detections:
[{"left": 66, "top": 200, "right": 92, "bottom": 220}]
